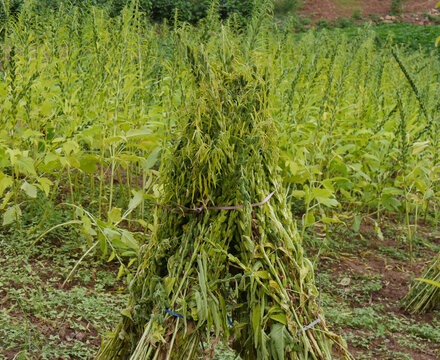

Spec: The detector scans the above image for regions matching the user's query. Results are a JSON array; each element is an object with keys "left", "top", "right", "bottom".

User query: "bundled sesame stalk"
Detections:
[
  {"left": 401, "top": 253, "right": 440, "bottom": 314},
  {"left": 96, "top": 42, "right": 351, "bottom": 360}
]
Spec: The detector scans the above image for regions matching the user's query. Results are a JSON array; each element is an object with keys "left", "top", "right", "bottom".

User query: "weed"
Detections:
[
  {"left": 352, "top": 9, "right": 363, "bottom": 21},
  {"left": 390, "top": 0, "right": 404, "bottom": 15}
]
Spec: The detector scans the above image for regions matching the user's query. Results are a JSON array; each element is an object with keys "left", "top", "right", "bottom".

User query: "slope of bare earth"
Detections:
[{"left": 298, "top": 0, "right": 439, "bottom": 21}]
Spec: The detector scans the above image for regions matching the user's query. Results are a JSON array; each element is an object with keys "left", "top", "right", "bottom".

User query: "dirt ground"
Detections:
[
  {"left": 312, "top": 218, "right": 440, "bottom": 360},
  {"left": 298, "top": 0, "right": 439, "bottom": 21}
]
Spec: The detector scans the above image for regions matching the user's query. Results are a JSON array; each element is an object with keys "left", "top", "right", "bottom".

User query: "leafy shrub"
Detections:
[
  {"left": 0, "top": 0, "right": 23, "bottom": 22},
  {"left": 147, "top": 0, "right": 210, "bottom": 23},
  {"left": 352, "top": 8, "right": 362, "bottom": 20},
  {"left": 1, "top": 0, "right": 257, "bottom": 24},
  {"left": 335, "top": 16, "right": 353, "bottom": 28},
  {"left": 217, "top": 0, "right": 255, "bottom": 21},
  {"left": 273, "top": 0, "right": 298, "bottom": 17},
  {"left": 316, "top": 18, "right": 330, "bottom": 29},
  {"left": 390, "top": 0, "right": 404, "bottom": 15}
]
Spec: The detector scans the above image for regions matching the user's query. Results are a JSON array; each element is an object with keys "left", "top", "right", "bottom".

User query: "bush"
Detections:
[
  {"left": 390, "top": 0, "right": 404, "bottom": 15},
  {"left": 273, "top": 0, "right": 298, "bottom": 17},
  {"left": 218, "top": 0, "right": 255, "bottom": 21},
  {"left": 0, "top": 0, "right": 23, "bottom": 23},
  {"left": 0, "top": 0, "right": 257, "bottom": 24},
  {"left": 148, "top": 0, "right": 211, "bottom": 23}
]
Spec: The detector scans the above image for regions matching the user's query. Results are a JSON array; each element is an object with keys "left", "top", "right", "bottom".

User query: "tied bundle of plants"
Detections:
[
  {"left": 401, "top": 253, "right": 440, "bottom": 314},
  {"left": 96, "top": 44, "right": 351, "bottom": 360}
]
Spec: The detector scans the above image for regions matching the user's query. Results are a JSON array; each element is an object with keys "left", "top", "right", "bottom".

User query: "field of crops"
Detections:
[{"left": 1, "top": 2, "right": 440, "bottom": 359}]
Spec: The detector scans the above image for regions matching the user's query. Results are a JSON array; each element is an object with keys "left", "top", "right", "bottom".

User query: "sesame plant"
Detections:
[
  {"left": 401, "top": 253, "right": 440, "bottom": 314},
  {"left": 96, "top": 7, "right": 352, "bottom": 358}
]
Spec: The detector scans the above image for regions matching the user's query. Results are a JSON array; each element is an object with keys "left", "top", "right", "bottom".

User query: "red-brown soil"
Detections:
[
  {"left": 314, "top": 218, "right": 440, "bottom": 360},
  {"left": 298, "top": 0, "right": 439, "bottom": 22}
]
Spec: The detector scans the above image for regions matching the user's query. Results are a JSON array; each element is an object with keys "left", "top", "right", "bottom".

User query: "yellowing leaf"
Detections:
[
  {"left": 126, "top": 127, "right": 152, "bottom": 138},
  {"left": 37, "top": 177, "right": 53, "bottom": 197},
  {"left": 1, "top": 191, "right": 13, "bottom": 210},
  {"left": 255, "top": 270, "right": 270, "bottom": 280},
  {"left": 67, "top": 156, "right": 81, "bottom": 169},
  {"left": 117, "top": 264, "right": 125, "bottom": 279},
  {"left": 80, "top": 155, "right": 99, "bottom": 174},
  {"left": 415, "top": 278, "right": 440, "bottom": 288},
  {"left": 40, "top": 100, "right": 52, "bottom": 116},
  {"left": 0, "top": 173, "right": 13, "bottom": 197},
  {"left": 107, "top": 250, "right": 116, "bottom": 262},
  {"left": 374, "top": 221, "right": 384, "bottom": 241},
  {"left": 62, "top": 141, "right": 79, "bottom": 156},
  {"left": 3, "top": 205, "right": 22, "bottom": 226},
  {"left": 339, "top": 277, "right": 351, "bottom": 286},
  {"left": 412, "top": 141, "right": 430, "bottom": 155},
  {"left": 269, "top": 313, "right": 287, "bottom": 325},
  {"left": 21, "top": 181, "right": 38, "bottom": 198},
  {"left": 120, "top": 308, "right": 133, "bottom": 321},
  {"left": 305, "top": 212, "right": 315, "bottom": 225},
  {"left": 291, "top": 190, "right": 305, "bottom": 198},
  {"left": 15, "top": 156, "right": 36, "bottom": 176},
  {"left": 321, "top": 216, "right": 342, "bottom": 224},
  {"left": 108, "top": 207, "right": 122, "bottom": 223},
  {"left": 269, "top": 280, "right": 280, "bottom": 291},
  {"left": 128, "top": 190, "right": 143, "bottom": 212}
]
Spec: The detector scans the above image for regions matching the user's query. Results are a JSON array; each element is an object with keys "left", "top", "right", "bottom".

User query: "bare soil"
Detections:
[
  {"left": 298, "top": 0, "right": 439, "bottom": 23},
  {"left": 314, "top": 218, "right": 440, "bottom": 359}
]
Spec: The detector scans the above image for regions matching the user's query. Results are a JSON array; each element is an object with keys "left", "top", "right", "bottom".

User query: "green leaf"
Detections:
[
  {"left": 80, "top": 155, "right": 99, "bottom": 174},
  {"left": 120, "top": 230, "right": 139, "bottom": 251},
  {"left": 255, "top": 270, "right": 270, "bottom": 280},
  {"left": 141, "top": 147, "right": 161, "bottom": 170},
  {"left": 311, "top": 188, "right": 338, "bottom": 207},
  {"left": 321, "top": 216, "right": 342, "bottom": 224},
  {"left": 269, "top": 313, "right": 287, "bottom": 325},
  {"left": 270, "top": 324, "right": 286, "bottom": 360},
  {"left": 304, "top": 212, "right": 315, "bottom": 225},
  {"left": 107, "top": 250, "right": 116, "bottom": 262},
  {"left": 128, "top": 190, "right": 143, "bottom": 212},
  {"left": 120, "top": 308, "right": 133, "bottom": 321},
  {"left": 316, "top": 197, "right": 338, "bottom": 207},
  {"left": 126, "top": 127, "right": 152, "bottom": 138},
  {"left": 21, "top": 182, "right": 38, "bottom": 198},
  {"left": 104, "top": 227, "right": 139, "bottom": 251},
  {"left": 252, "top": 304, "right": 262, "bottom": 345},
  {"left": 270, "top": 323, "right": 294, "bottom": 360},
  {"left": 3, "top": 205, "right": 22, "bottom": 226},
  {"left": 290, "top": 190, "right": 305, "bottom": 198},
  {"left": 117, "top": 264, "right": 125, "bottom": 279},
  {"left": 351, "top": 215, "right": 362, "bottom": 233},
  {"left": 62, "top": 141, "right": 80, "bottom": 156}
]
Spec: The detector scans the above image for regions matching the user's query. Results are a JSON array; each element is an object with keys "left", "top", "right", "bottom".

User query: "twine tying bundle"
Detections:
[{"left": 156, "top": 190, "right": 277, "bottom": 214}]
